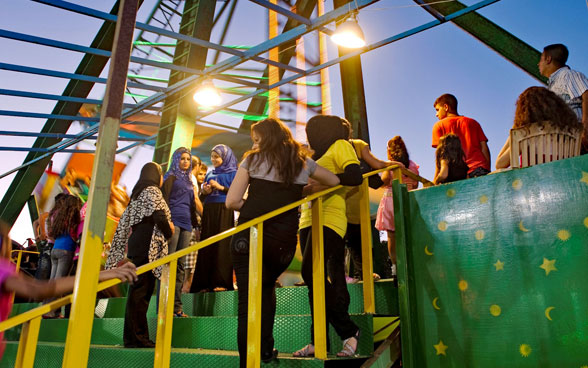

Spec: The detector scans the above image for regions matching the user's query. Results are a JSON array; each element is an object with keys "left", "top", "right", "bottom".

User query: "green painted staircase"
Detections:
[{"left": 2, "top": 280, "right": 398, "bottom": 367}]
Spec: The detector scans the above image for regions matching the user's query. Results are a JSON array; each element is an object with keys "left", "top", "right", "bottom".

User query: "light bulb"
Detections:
[
  {"left": 331, "top": 15, "right": 366, "bottom": 48},
  {"left": 193, "top": 80, "right": 222, "bottom": 107}
]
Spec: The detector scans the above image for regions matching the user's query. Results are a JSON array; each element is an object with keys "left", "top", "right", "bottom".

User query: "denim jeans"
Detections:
[
  {"left": 45, "top": 248, "right": 74, "bottom": 316},
  {"left": 167, "top": 225, "right": 192, "bottom": 313}
]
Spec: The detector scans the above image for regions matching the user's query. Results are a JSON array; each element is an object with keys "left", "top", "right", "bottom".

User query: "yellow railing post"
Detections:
[
  {"left": 358, "top": 179, "right": 375, "bottom": 314},
  {"left": 392, "top": 167, "right": 403, "bottom": 184},
  {"left": 311, "top": 197, "right": 328, "bottom": 360},
  {"left": 246, "top": 223, "right": 263, "bottom": 368},
  {"left": 154, "top": 259, "right": 177, "bottom": 368},
  {"left": 14, "top": 315, "right": 41, "bottom": 368},
  {"left": 14, "top": 251, "right": 23, "bottom": 273}
]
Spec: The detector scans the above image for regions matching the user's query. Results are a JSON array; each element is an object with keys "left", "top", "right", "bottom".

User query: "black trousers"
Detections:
[
  {"left": 231, "top": 215, "right": 297, "bottom": 368},
  {"left": 123, "top": 256, "right": 155, "bottom": 346},
  {"left": 345, "top": 223, "right": 363, "bottom": 279},
  {"left": 300, "top": 227, "right": 358, "bottom": 345}
]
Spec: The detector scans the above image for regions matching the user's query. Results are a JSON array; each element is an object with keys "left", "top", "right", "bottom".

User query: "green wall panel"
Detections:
[{"left": 395, "top": 155, "right": 588, "bottom": 367}]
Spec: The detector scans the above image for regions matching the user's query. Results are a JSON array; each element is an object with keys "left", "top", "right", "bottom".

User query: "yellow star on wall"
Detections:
[
  {"left": 494, "top": 260, "right": 504, "bottom": 271},
  {"left": 434, "top": 340, "right": 448, "bottom": 356},
  {"left": 581, "top": 171, "right": 588, "bottom": 185},
  {"left": 540, "top": 258, "right": 557, "bottom": 275}
]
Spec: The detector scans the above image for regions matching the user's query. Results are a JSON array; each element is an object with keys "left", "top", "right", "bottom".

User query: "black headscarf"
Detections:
[
  {"left": 131, "top": 162, "right": 162, "bottom": 200},
  {"left": 306, "top": 115, "right": 349, "bottom": 160}
]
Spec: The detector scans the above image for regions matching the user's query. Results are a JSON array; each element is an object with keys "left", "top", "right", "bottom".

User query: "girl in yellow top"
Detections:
[{"left": 295, "top": 115, "right": 363, "bottom": 358}]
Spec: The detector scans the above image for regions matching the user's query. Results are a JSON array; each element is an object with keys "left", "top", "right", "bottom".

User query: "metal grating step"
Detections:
[{"left": 1, "top": 342, "right": 370, "bottom": 368}]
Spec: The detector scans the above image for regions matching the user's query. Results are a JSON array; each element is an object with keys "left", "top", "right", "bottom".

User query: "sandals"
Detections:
[
  {"left": 337, "top": 330, "right": 360, "bottom": 357},
  {"left": 292, "top": 344, "right": 315, "bottom": 357}
]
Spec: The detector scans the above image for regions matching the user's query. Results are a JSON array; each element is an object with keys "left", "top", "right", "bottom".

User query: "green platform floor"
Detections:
[
  {"left": 2, "top": 342, "right": 370, "bottom": 368},
  {"left": 2, "top": 280, "right": 398, "bottom": 367}
]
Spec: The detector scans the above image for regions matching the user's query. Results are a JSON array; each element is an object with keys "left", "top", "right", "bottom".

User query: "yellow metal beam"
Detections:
[
  {"left": 154, "top": 260, "right": 177, "bottom": 368},
  {"left": 246, "top": 224, "right": 263, "bottom": 368},
  {"left": 359, "top": 179, "right": 375, "bottom": 313},
  {"left": 311, "top": 197, "right": 327, "bottom": 359},
  {"left": 14, "top": 316, "right": 41, "bottom": 368}
]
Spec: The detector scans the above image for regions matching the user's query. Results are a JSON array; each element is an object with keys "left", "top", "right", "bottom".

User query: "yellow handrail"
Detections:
[
  {"left": 10, "top": 249, "right": 41, "bottom": 273},
  {"left": 1, "top": 164, "right": 432, "bottom": 368}
]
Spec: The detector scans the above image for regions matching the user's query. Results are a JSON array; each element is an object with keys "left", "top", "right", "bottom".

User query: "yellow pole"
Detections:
[
  {"left": 246, "top": 224, "right": 263, "bottom": 368},
  {"left": 311, "top": 197, "right": 327, "bottom": 359},
  {"left": 268, "top": 0, "right": 280, "bottom": 119},
  {"left": 295, "top": 37, "right": 307, "bottom": 142},
  {"left": 317, "top": 0, "right": 331, "bottom": 115},
  {"left": 61, "top": 1, "right": 139, "bottom": 366},
  {"left": 358, "top": 179, "right": 375, "bottom": 313},
  {"left": 154, "top": 260, "right": 177, "bottom": 368},
  {"left": 14, "top": 316, "right": 41, "bottom": 368}
]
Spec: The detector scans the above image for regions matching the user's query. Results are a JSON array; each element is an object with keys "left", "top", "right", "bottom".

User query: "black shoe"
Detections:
[
  {"left": 124, "top": 340, "right": 155, "bottom": 348},
  {"left": 261, "top": 348, "right": 278, "bottom": 363}
]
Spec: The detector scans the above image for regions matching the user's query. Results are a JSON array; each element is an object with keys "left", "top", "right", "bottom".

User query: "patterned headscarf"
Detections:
[
  {"left": 164, "top": 147, "right": 193, "bottom": 190},
  {"left": 212, "top": 144, "right": 238, "bottom": 174},
  {"left": 106, "top": 162, "right": 171, "bottom": 278}
]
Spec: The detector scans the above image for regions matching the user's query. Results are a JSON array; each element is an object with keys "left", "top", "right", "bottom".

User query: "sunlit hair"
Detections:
[
  {"left": 244, "top": 118, "right": 308, "bottom": 186},
  {"left": 48, "top": 195, "right": 82, "bottom": 238},
  {"left": 435, "top": 134, "right": 468, "bottom": 172},
  {"left": 387, "top": 136, "right": 409, "bottom": 167},
  {"left": 434, "top": 93, "right": 458, "bottom": 114},
  {"left": 200, "top": 163, "right": 208, "bottom": 172},
  {"left": 305, "top": 115, "right": 349, "bottom": 160},
  {"left": 191, "top": 155, "right": 201, "bottom": 168},
  {"left": 543, "top": 44, "right": 568, "bottom": 66},
  {"left": 513, "top": 87, "right": 580, "bottom": 131},
  {"left": 0, "top": 221, "right": 10, "bottom": 260}
]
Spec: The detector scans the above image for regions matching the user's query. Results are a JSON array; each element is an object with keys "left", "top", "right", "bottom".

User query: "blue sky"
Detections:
[{"left": 1, "top": 0, "right": 587, "bottom": 241}]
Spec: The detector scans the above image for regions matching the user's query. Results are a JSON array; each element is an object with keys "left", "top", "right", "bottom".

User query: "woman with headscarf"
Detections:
[
  {"left": 192, "top": 144, "right": 238, "bottom": 292},
  {"left": 105, "top": 162, "right": 174, "bottom": 348},
  {"left": 160, "top": 147, "right": 199, "bottom": 317}
]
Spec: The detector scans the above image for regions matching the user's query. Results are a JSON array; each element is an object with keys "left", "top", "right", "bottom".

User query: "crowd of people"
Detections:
[{"left": 0, "top": 43, "right": 586, "bottom": 364}]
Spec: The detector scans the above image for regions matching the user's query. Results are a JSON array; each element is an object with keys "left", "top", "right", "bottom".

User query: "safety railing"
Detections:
[
  {"left": 0, "top": 164, "right": 432, "bottom": 368},
  {"left": 10, "top": 249, "right": 40, "bottom": 273}
]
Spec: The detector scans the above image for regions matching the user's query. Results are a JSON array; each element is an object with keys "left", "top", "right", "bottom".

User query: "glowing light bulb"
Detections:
[
  {"left": 193, "top": 80, "right": 221, "bottom": 107},
  {"left": 331, "top": 15, "right": 366, "bottom": 48}
]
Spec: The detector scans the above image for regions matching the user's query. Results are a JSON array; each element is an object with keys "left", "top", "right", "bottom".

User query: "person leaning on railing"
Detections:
[
  {"left": 294, "top": 115, "right": 363, "bottom": 358},
  {"left": 226, "top": 118, "right": 340, "bottom": 367},
  {"left": 105, "top": 162, "right": 174, "bottom": 348},
  {"left": 0, "top": 221, "right": 137, "bottom": 360}
]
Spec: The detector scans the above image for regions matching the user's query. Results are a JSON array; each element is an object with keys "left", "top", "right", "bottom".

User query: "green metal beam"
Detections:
[
  {"left": 152, "top": 0, "right": 217, "bottom": 169},
  {"left": 0, "top": 0, "right": 144, "bottom": 227},
  {"left": 334, "top": 0, "right": 370, "bottom": 143},
  {"left": 416, "top": 0, "right": 546, "bottom": 84}
]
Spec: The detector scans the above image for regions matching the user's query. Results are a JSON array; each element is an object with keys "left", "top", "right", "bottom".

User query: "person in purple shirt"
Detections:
[
  {"left": 161, "top": 147, "right": 199, "bottom": 317},
  {"left": 192, "top": 144, "right": 237, "bottom": 292}
]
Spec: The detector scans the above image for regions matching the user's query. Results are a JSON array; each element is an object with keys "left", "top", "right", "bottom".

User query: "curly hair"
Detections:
[
  {"left": 387, "top": 136, "right": 410, "bottom": 167},
  {"left": 435, "top": 134, "right": 468, "bottom": 172},
  {"left": 513, "top": 87, "right": 580, "bottom": 131},
  {"left": 48, "top": 194, "right": 82, "bottom": 239},
  {"left": 244, "top": 118, "right": 308, "bottom": 186}
]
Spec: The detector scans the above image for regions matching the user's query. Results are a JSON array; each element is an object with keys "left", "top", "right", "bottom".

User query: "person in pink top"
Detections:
[
  {"left": 432, "top": 93, "right": 491, "bottom": 177},
  {"left": 0, "top": 222, "right": 137, "bottom": 359},
  {"left": 375, "top": 136, "right": 419, "bottom": 278}
]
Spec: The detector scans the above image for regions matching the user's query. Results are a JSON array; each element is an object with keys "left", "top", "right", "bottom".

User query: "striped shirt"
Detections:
[{"left": 548, "top": 66, "right": 588, "bottom": 123}]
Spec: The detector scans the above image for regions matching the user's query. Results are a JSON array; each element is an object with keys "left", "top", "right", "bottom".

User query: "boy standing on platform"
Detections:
[{"left": 432, "top": 94, "right": 491, "bottom": 177}]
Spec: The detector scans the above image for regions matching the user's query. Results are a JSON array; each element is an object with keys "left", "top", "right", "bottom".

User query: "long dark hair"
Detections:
[
  {"left": 435, "top": 134, "right": 468, "bottom": 172},
  {"left": 48, "top": 195, "right": 82, "bottom": 238},
  {"left": 387, "top": 136, "right": 409, "bottom": 167},
  {"left": 244, "top": 118, "right": 307, "bottom": 186},
  {"left": 514, "top": 87, "right": 579, "bottom": 131},
  {"left": 305, "top": 115, "right": 349, "bottom": 160}
]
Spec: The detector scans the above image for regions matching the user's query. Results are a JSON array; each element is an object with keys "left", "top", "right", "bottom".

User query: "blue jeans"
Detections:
[
  {"left": 167, "top": 226, "right": 192, "bottom": 313},
  {"left": 45, "top": 248, "right": 74, "bottom": 316}
]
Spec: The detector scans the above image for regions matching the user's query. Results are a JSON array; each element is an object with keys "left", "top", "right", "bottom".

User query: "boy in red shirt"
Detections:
[{"left": 432, "top": 94, "right": 491, "bottom": 177}]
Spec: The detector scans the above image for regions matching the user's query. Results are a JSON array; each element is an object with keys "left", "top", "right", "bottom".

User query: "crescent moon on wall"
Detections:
[
  {"left": 432, "top": 297, "right": 441, "bottom": 310},
  {"left": 518, "top": 221, "right": 530, "bottom": 232},
  {"left": 424, "top": 246, "right": 434, "bottom": 256},
  {"left": 545, "top": 307, "right": 555, "bottom": 321}
]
